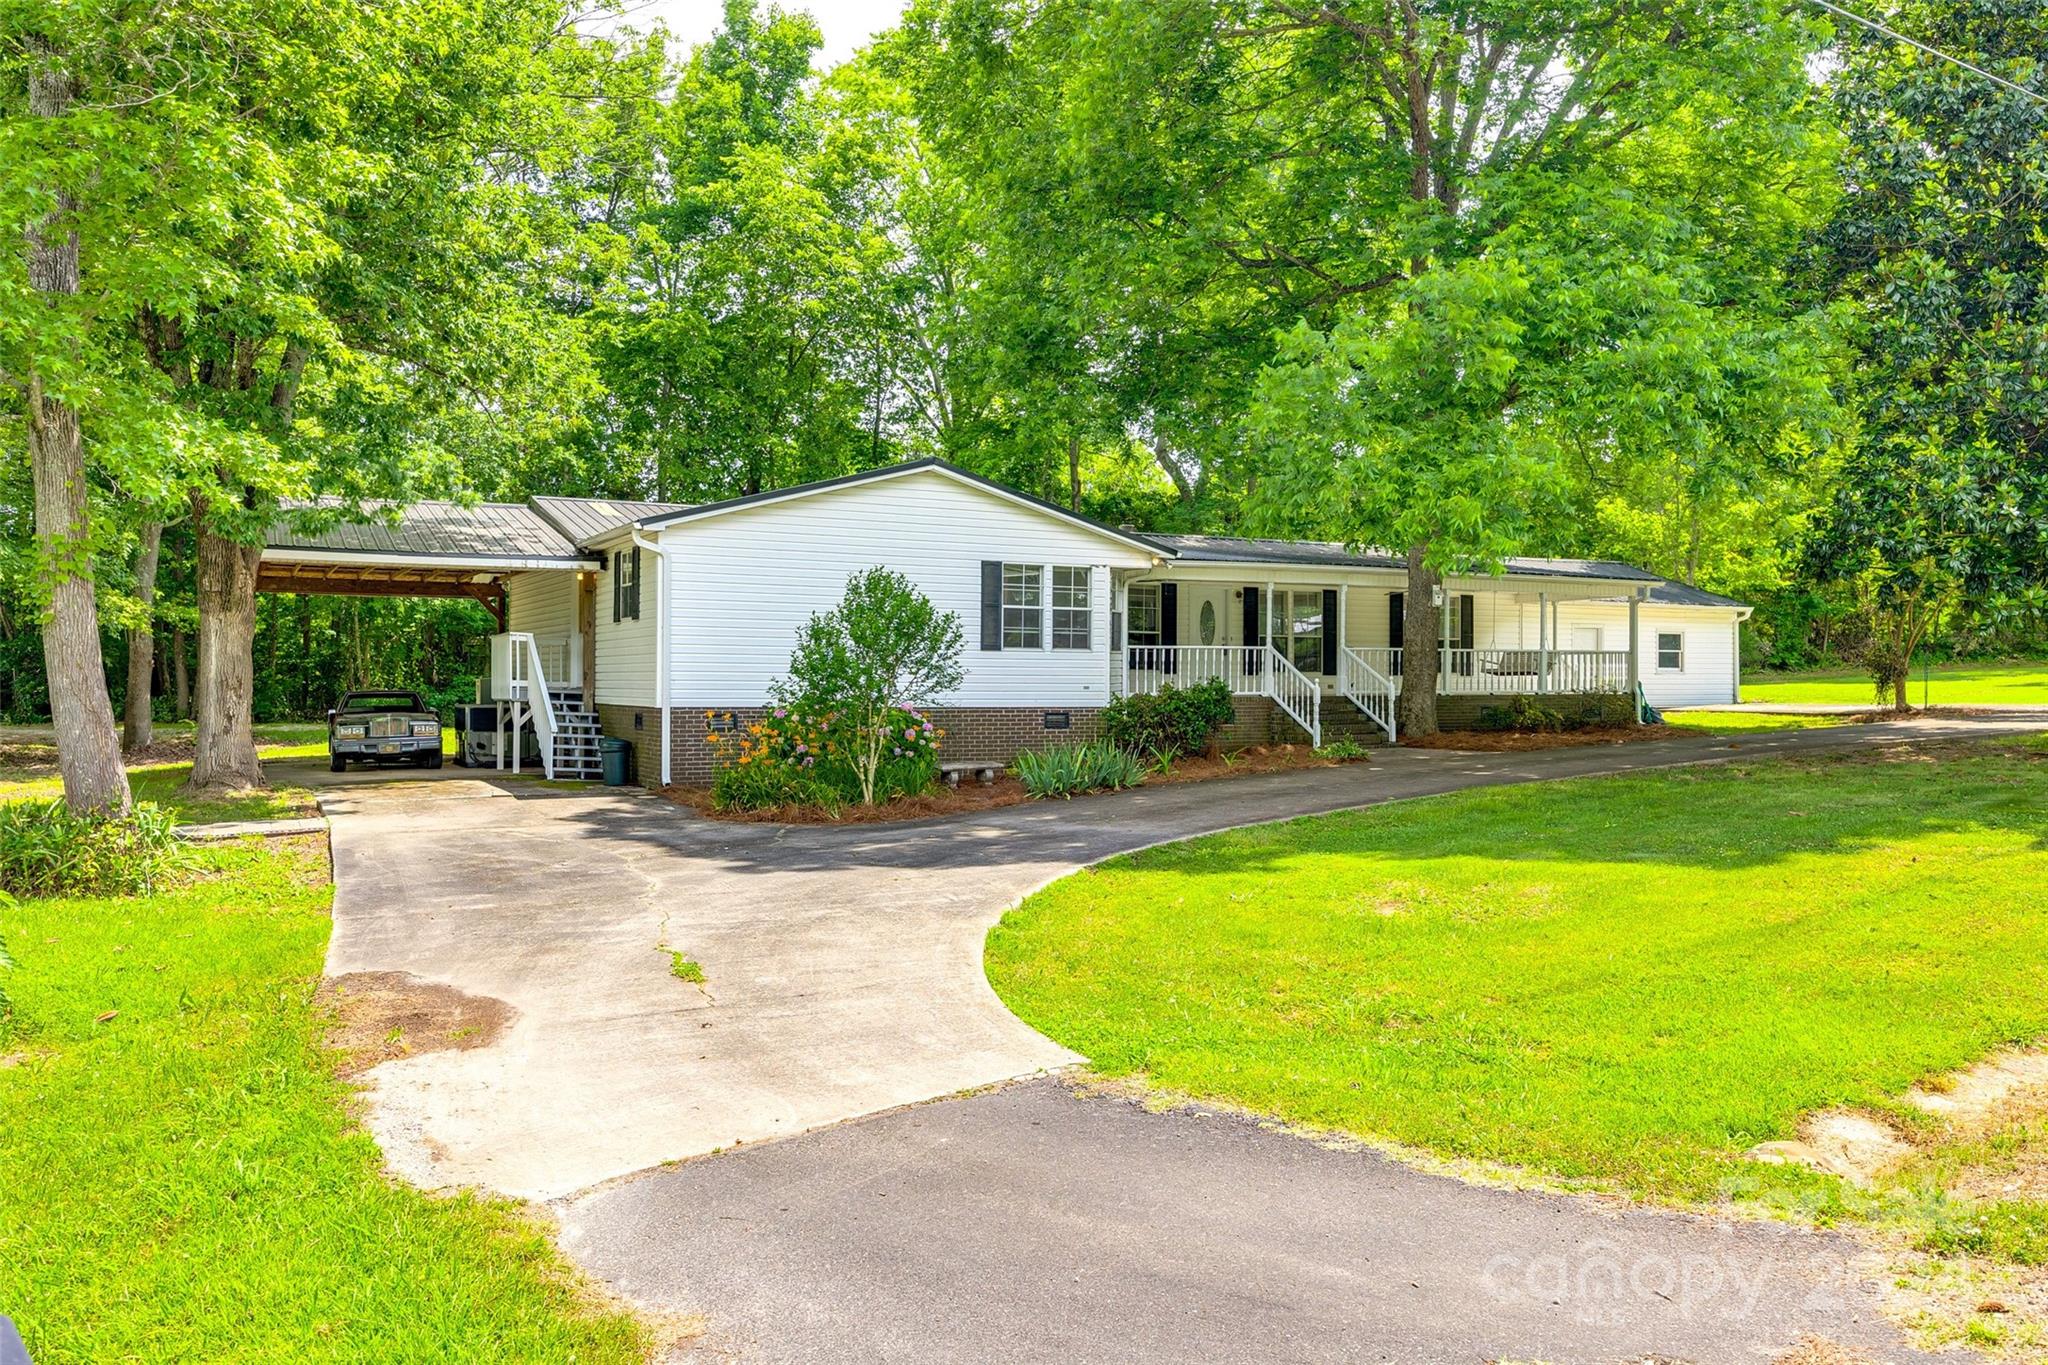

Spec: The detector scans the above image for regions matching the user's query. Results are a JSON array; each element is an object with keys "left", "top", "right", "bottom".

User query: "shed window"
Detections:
[
  {"left": 1051, "top": 567, "right": 1091, "bottom": 649},
  {"left": 1656, "top": 631, "right": 1683, "bottom": 671},
  {"left": 1002, "top": 563, "right": 1044, "bottom": 649}
]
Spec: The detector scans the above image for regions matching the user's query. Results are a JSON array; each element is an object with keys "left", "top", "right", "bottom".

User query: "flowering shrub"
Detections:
[{"left": 704, "top": 704, "right": 945, "bottom": 809}]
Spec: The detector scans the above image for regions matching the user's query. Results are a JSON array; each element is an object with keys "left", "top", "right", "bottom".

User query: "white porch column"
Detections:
[
  {"left": 1536, "top": 591, "right": 1549, "bottom": 694},
  {"left": 1337, "top": 582, "right": 1348, "bottom": 665},
  {"left": 1627, "top": 591, "right": 1642, "bottom": 719}
]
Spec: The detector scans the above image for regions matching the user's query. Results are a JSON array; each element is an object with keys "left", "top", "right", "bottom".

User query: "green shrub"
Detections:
[
  {"left": 1013, "top": 741, "right": 1149, "bottom": 799},
  {"left": 1313, "top": 737, "right": 1373, "bottom": 761},
  {"left": 1473, "top": 693, "right": 1638, "bottom": 734},
  {"left": 0, "top": 801, "right": 181, "bottom": 898},
  {"left": 1102, "top": 679, "right": 1236, "bottom": 760},
  {"left": 773, "top": 568, "right": 965, "bottom": 804},
  {"left": 706, "top": 703, "right": 942, "bottom": 807},
  {"left": 709, "top": 761, "right": 843, "bottom": 815}
]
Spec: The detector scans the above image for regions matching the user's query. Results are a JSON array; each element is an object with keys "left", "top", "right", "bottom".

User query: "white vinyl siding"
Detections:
[
  {"left": 593, "top": 541, "right": 658, "bottom": 706},
  {"left": 504, "top": 570, "right": 578, "bottom": 641},
  {"left": 660, "top": 469, "right": 1153, "bottom": 707},
  {"left": 1551, "top": 601, "right": 1741, "bottom": 707}
]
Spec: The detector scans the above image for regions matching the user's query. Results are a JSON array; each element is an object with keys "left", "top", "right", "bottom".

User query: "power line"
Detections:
[{"left": 1800, "top": 0, "right": 2047, "bottom": 106}]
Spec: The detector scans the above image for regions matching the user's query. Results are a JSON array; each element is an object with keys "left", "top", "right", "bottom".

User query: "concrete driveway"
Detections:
[{"left": 322, "top": 718, "right": 2038, "bottom": 1360}]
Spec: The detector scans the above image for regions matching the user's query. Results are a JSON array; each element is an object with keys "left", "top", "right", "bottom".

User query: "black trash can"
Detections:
[{"left": 599, "top": 736, "right": 632, "bottom": 787}]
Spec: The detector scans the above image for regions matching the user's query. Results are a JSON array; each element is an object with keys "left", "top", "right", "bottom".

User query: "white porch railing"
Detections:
[
  {"left": 1120, "top": 644, "right": 1320, "bottom": 747},
  {"left": 488, "top": 631, "right": 560, "bottom": 778},
  {"left": 1344, "top": 647, "right": 1628, "bottom": 696},
  {"left": 1339, "top": 648, "right": 1397, "bottom": 743}
]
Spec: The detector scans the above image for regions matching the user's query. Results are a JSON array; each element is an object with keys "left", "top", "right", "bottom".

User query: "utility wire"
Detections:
[{"left": 1800, "top": 0, "right": 2047, "bottom": 106}]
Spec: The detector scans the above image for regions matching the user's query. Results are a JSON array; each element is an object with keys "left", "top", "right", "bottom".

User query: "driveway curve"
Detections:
[{"left": 322, "top": 715, "right": 2035, "bottom": 1205}]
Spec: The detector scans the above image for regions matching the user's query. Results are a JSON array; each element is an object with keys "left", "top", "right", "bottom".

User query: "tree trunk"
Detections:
[
  {"left": 1067, "top": 432, "right": 1082, "bottom": 512},
  {"left": 1397, "top": 544, "right": 1441, "bottom": 739},
  {"left": 26, "top": 56, "right": 131, "bottom": 815},
  {"left": 172, "top": 624, "right": 191, "bottom": 719},
  {"left": 187, "top": 498, "right": 267, "bottom": 792},
  {"left": 1893, "top": 670, "right": 1909, "bottom": 712},
  {"left": 123, "top": 520, "right": 163, "bottom": 752}
]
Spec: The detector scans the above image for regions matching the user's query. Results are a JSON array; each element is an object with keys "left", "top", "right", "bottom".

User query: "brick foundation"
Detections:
[
  {"left": 643, "top": 703, "right": 1112, "bottom": 787},
  {"left": 596, "top": 704, "right": 663, "bottom": 787},
  {"left": 1402, "top": 690, "right": 1632, "bottom": 731}
]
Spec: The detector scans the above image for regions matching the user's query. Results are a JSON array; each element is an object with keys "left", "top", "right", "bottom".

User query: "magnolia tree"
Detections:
[{"left": 775, "top": 569, "right": 964, "bottom": 805}]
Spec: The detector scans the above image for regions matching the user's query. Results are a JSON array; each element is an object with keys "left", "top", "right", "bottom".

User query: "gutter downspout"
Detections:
[{"left": 630, "top": 528, "right": 671, "bottom": 786}]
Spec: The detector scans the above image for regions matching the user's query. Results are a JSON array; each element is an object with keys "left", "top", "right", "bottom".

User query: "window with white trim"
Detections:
[
  {"left": 1656, "top": 631, "right": 1684, "bottom": 671},
  {"left": 1002, "top": 563, "right": 1044, "bottom": 649},
  {"left": 1051, "top": 567, "right": 1091, "bottom": 649}
]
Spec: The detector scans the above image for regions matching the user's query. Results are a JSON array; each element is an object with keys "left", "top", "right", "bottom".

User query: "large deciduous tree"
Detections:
[
  {"left": 9, "top": 34, "right": 129, "bottom": 812},
  {"left": 6, "top": 0, "right": 611, "bottom": 793},
  {"left": 1807, "top": 0, "right": 2048, "bottom": 707}
]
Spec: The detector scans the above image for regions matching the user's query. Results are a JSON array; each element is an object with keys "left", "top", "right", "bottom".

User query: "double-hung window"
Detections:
[
  {"left": 1051, "top": 567, "right": 1091, "bottom": 649},
  {"left": 1002, "top": 563, "right": 1044, "bottom": 649},
  {"left": 1656, "top": 631, "right": 1684, "bottom": 671}
]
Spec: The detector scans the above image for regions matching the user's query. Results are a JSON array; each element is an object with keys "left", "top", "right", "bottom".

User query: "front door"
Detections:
[{"left": 577, "top": 572, "right": 598, "bottom": 699}]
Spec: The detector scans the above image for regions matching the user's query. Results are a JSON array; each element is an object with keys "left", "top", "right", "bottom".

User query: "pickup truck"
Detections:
[{"left": 328, "top": 690, "right": 444, "bottom": 772}]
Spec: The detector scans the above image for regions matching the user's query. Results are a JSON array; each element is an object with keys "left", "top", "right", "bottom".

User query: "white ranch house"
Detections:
[{"left": 259, "top": 460, "right": 1749, "bottom": 785}]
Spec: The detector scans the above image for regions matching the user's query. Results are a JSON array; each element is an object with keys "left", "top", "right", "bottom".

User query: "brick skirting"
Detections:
[{"left": 621, "top": 703, "right": 1113, "bottom": 787}]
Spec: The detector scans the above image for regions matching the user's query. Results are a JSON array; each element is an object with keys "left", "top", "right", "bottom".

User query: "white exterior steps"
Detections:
[{"left": 547, "top": 687, "right": 604, "bottom": 780}]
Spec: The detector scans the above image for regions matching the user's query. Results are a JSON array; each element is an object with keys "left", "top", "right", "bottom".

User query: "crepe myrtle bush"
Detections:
[{"left": 772, "top": 569, "right": 964, "bottom": 805}]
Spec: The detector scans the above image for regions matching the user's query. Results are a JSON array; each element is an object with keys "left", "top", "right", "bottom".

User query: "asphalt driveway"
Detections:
[{"left": 322, "top": 716, "right": 2038, "bottom": 1361}]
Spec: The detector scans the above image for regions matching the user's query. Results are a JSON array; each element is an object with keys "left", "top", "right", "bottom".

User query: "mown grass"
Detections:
[
  {"left": 1661, "top": 710, "right": 1852, "bottom": 735},
  {"left": 0, "top": 838, "right": 647, "bottom": 1362},
  {"left": 1743, "top": 660, "right": 2048, "bottom": 706},
  {"left": 988, "top": 737, "right": 2048, "bottom": 1223},
  {"left": 0, "top": 724, "right": 372, "bottom": 824}
]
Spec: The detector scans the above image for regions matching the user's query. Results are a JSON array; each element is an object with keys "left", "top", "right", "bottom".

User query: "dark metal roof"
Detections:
[
  {"left": 1642, "top": 580, "right": 1747, "bottom": 609},
  {"left": 267, "top": 500, "right": 588, "bottom": 562},
  {"left": 530, "top": 495, "right": 688, "bottom": 547},
  {"left": 1145, "top": 534, "right": 1662, "bottom": 584}
]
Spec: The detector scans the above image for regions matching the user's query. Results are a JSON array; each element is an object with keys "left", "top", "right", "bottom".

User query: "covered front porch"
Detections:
[{"left": 1111, "top": 568, "right": 1651, "bottom": 746}]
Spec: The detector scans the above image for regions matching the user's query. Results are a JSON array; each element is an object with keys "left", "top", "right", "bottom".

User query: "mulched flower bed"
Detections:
[
  {"left": 1400, "top": 724, "right": 1686, "bottom": 752},
  {"left": 658, "top": 743, "right": 1364, "bottom": 825}
]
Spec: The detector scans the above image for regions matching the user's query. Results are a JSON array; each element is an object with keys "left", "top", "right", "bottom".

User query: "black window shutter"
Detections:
[
  {"left": 1458, "top": 593, "right": 1476, "bottom": 674},
  {"left": 1321, "top": 588, "right": 1338, "bottom": 674},
  {"left": 1388, "top": 591, "right": 1404, "bottom": 673},
  {"left": 980, "top": 561, "right": 1003, "bottom": 650},
  {"left": 630, "top": 545, "right": 643, "bottom": 620},
  {"left": 1159, "top": 583, "right": 1178, "bottom": 674},
  {"left": 612, "top": 553, "right": 622, "bottom": 623},
  {"left": 1110, "top": 609, "right": 1124, "bottom": 652},
  {"left": 1242, "top": 585, "right": 1260, "bottom": 676}
]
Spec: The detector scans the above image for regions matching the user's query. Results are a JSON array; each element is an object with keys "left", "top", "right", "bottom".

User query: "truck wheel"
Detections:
[
  {"left": 426, "top": 751, "right": 444, "bottom": 770},
  {"left": 330, "top": 754, "right": 347, "bottom": 773}
]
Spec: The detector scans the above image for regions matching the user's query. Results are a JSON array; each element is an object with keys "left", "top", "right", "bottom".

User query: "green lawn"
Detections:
[
  {"left": 0, "top": 838, "right": 646, "bottom": 1362},
  {"left": 0, "top": 723, "right": 385, "bottom": 825},
  {"left": 1744, "top": 660, "right": 2048, "bottom": 706},
  {"left": 988, "top": 737, "right": 2048, "bottom": 1221},
  {"left": 1661, "top": 711, "right": 1852, "bottom": 735}
]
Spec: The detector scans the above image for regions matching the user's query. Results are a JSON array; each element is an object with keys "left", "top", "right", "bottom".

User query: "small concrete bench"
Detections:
[{"left": 939, "top": 760, "right": 1002, "bottom": 788}]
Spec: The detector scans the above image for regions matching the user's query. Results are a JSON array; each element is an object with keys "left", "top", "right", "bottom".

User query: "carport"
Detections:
[{"left": 259, "top": 501, "right": 604, "bottom": 774}]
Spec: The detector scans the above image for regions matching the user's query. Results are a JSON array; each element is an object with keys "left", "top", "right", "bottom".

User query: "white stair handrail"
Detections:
[
  {"left": 1339, "top": 647, "right": 1398, "bottom": 743},
  {"left": 501, "top": 630, "right": 560, "bottom": 779},
  {"left": 1264, "top": 646, "right": 1321, "bottom": 747}
]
